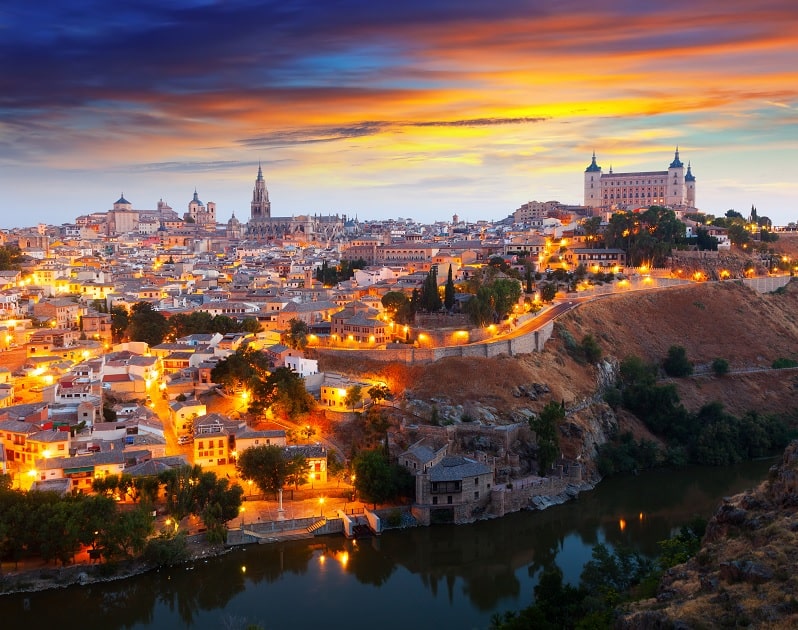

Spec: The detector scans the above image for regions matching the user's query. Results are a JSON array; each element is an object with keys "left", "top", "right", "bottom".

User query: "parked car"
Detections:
[{"left": 177, "top": 435, "right": 193, "bottom": 445}]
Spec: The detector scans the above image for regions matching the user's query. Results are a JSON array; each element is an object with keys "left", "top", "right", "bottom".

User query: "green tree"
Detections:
[
  {"left": 367, "top": 384, "right": 391, "bottom": 405},
  {"left": 285, "top": 454, "right": 309, "bottom": 489},
  {"left": 529, "top": 402, "right": 563, "bottom": 475},
  {"left": 444, "top": 264, "right": 456, "bottom": 311},
  {"left": 539, "top": 282, "right": 557, "bottom": 303},
  {"left": 0, "top": 245, "right": 23, "bottom": 270},
  {"left": 421, "top": 267, "right": 442, "bottom": 312},
  {"left": 127, "top": 301, "right": 169, "bottom": 347},
  {"left": 236, "top": 445, "right": 287, "bottom": 498},
  {"left": 711, "top": 357, "right": 729, "bottom": 376},
  {"left": 110, "top": 305, "right": 130, "bottom": 343},
  {"left": 211, "top": 346, "right": 271, "bottom": 394},
  {"left": 251, "top": 366, "right": 315, "bottom": 419},
  {"left": 344, "top": 385, "right": 363, "bottom": 412},
  {"left": 283, "top": 318, "right": 309, "bottom": 351},
  {"left": 353, "top": 449, "right": 396, "bottom": 508},
  {"left": 580, "top": 334, "right": 602, "bottom": 363},
  {"left": 663, "top": 345, "right": 694, "bottom": 377}
]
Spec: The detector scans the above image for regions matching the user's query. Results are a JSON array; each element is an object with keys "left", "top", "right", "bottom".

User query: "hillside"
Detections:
[
  {"left": 320, "top": 279, "right": 798, "bottom": 419},
  {"left": 618, "top": 440, "right": 798, "bottom": 629}
]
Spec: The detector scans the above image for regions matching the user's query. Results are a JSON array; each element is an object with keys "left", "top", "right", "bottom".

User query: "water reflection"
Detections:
[{"left": 2, "top": 460, "right": 773, "bottom": 629}]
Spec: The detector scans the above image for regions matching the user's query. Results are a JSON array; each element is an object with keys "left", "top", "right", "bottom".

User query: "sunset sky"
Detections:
[{"left": 2, "top": 0, "right": 797, "bottom": 228}]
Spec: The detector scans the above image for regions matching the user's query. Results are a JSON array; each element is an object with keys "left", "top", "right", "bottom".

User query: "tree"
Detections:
[
  {"left": 529, "top": 402, "right": 563, "bottom": 475},
  {"left": 0, "top": 244, "right": 23, "bottom": 271},
  {"left": 251, "top": 366, "right": 315, "bottom": 419},
  {"left": 285, "top": 454, "right": 309, "bottom": 490},
  {"left": 344, "top": 385, "right": 363, "bottom": 412},
  {"left": 127, "top": 301, "right": 169, "bottom": 347},
  {"left": 711, "top": 357, "right": 729, "bottom": 376},
  {"left": 284, "top": 318, "right": 309, "bottom": 350},
  {"left": 580, "top": 334, "right": 602, "bottom": 363},
  {"left": 663, "top": 345, "right": 694, "bottom": 377},
  {"left": 367, "top": 384, "right": 391, "bottom": 405},
  {"left": 444, "top": 264, "right": 456, "bottom": 311},
  {"left": 421, "top": 267, "right": 442, "bottom": 312},
  {"left": 352, "top": 449, "right": 396, "bottom": 508},
  {"left": 236, "top": 445, "right": 287, "bottom": 498},
  {"left": 539, "top": 282, "right": 557, "bottom": 303},
  {"left": 110, "top": 305, "right": 130, "bottom": 343},
  {"left": 211, "top": 346, "right": 270, "bottom": 394}
]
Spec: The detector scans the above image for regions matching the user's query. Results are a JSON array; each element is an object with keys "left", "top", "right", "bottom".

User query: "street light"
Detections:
[
  {"left": 247, "top": 479, "right": 253, "bottom": 497},
  {"left": 319, "top": 497, "right": 325, "bottom": 517}
]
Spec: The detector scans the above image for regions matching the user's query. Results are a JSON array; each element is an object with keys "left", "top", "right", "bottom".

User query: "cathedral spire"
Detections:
[{"left": 669, "top": 146, "right": 684, "bottom": 168}]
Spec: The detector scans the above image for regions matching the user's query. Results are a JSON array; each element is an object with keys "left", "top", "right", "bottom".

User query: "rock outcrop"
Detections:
[{"left": 617, "top": 441, "right": 798, "bottom": 629}]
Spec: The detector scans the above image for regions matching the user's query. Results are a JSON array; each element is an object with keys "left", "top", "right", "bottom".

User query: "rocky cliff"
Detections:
[{"left": 618, "top": 440, "right": 798, "bottom": 629}]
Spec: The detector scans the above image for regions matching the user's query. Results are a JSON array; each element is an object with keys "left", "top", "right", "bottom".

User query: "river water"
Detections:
[{"left": 0, "top": 459, "right": 775, "bottom": 630}]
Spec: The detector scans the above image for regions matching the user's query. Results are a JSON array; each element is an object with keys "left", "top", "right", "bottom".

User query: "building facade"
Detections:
[{"left": 584, "top": 148, "right": 696, "bottom": 211}]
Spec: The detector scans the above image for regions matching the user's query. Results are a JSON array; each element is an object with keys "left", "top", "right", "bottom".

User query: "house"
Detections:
[
  {"left": 236, "top": 428, "right": 287, "bottom": 453},
  {"left": 330, "top": 301, "right": 388, "bottom": 345},
  {"left": 169, "top": 399, "right": 207, "bottom": 435},
  {"left": 399, "top": 440, "right": 447, "bottom": 474},
  {"left": 413, "top": 455, "right": 494, "bottom": 525},
  {"left": 33, "top": 448, "right": 152, "bottom": 493},
  {"left": 284, "top": 444, "right": 328, "bottom": 485},
  {"left": 193, "top": 413, "right": 242, "bottom": 467}
]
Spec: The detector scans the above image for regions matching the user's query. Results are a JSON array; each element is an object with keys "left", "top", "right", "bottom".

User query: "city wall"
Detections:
[{"left": 317, "top": 319, "right": 554, "bottom": 366}]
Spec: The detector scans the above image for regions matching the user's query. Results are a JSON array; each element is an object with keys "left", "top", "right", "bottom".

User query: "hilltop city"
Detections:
[{"left": 1, "top": 149, "right": 797, "bottom": 559}]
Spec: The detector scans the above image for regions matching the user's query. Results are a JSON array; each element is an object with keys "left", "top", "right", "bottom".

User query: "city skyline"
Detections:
[{"left": 2, "top": 0, "right": 797, "bottom": 228}]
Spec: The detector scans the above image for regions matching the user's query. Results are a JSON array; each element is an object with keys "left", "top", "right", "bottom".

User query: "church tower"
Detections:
[{"left": 250, "top": 163, "right": 271, "bottom": 220}]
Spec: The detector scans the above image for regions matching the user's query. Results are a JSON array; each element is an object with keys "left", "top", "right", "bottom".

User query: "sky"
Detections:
[{"left": 2, "top": 0, "right": 797, "bottom": 228}]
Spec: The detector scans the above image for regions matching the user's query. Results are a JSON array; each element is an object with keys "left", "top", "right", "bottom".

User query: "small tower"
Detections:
[
  {"left": 684, "top": 162, "right": 696, "bottom": 208},
  {"left": 666, "top": 147, "right": 686, "bottom": 206},
  {"left": 583, "top": 152, "right": 602, "bottom": 208}
]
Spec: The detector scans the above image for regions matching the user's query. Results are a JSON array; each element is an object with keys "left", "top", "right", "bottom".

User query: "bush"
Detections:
[
  {"left": 663, "top": 345, "right": 694, "bottom": 377},
  {"left": 144, "top": 532, "right": 190, "bottom": 567},
  {"left": 772, "top": 358, "right": 798, "bottom": 369},
  {"left": 711, "top": 357, "right": 730, "bottom": 376}
]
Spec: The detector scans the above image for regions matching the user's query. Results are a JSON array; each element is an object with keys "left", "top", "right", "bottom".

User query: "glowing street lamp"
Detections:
[{"left": 319, "top": 497, "right": 325, "bottom": 517}]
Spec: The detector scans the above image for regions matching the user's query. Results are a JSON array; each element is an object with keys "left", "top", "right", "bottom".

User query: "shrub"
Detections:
[
  {"left": 773, "top": 358, "right": 798, "bottom": 369},
  {"left": 663, "top": 345, "right": 694, "bottom": 377},
  {"left": 711, "top": 357, "right": 730, "bottom": 376}
]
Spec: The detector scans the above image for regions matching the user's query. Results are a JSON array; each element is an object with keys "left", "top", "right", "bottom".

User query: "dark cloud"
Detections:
[
  {"left": 412, "top": 117, "right": 548, "bottom": 127},
  {"left": 239, "top": 122, "right": 390, "bottom": 148}
]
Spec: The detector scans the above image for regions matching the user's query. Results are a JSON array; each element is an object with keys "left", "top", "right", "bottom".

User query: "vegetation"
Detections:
[
  {"left": 599, "top": 353, "right": 791, "bottom": 475},
  {"left": 250, "top": 366, "right": 316, "bottom": 420},
  {"left": 662, "top": 345, "right": 694, "bottom": 377},
  {"left": 711, "top": 357, "right": 730, "bottom": 376},
  {"left": 463, "top": 278, "right": 523, "bottom": 326},
  {"left": 283, "top": 317, "right": 309, "bottom": 350},
  {"left": 772, "top": 357, "right": 798, "bottom": 369},
  {"left": 491, "top": 521, "right": 706, "bottom": 630},
  {"left": 352, "top": 449, "right": 414, "bottom": 508},
  {"left": 166, "top": 310, "right": 260, "bottom": 340},
  {"left": 529, "top": 402, "right": 563, "bottom": 475},
  {"left": 315, "top": 258, "right": 367, "bottom": 286},
  {"left": 0, "top": 244, "right": 24, "bottom": 271},
  {"left": 126, "top": 301, "right": 169, "bottom": 347},
  {"left": 237, "top": 445, "right": 291, "bottom": 497},
  {"left": 381, "top": 291, "right": 415, "bottom": 325}
]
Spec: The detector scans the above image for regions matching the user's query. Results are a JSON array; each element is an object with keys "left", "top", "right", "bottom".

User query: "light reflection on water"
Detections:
[{"left": 1, "top": 458, "right": 775, "bottom": 630}]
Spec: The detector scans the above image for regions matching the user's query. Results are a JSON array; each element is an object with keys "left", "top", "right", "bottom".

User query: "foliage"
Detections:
[
  {"left": 315, "top": 258, "right": 367, "bottom": 286},
  {"left": 285, "top": 453, "right": 309, "bottom": 490},
  {"left": 344, "top": 384, "right": 363, "bottom": 411},
  {"left": 166, "top": 311, "right": 260, "bottom": 340},
  {"left": 143, "top": 531, "right": 190, "bottom": 567},
  {"left": 236, "top": 445, "right": 287, "bottom": 497},
  {"left": 110, "top": 305, "right": 130, "bottom": 343},
  {"left": 772, "top": 357, "right": 798, "bottom": 369},
  {"left": 420, "top": 267, "right": 443, "bottom": 312},
  {"left": 444, "top": 264, "right": 456, "bottom": 311},
  {"left": 251, "top": 366, "right": 315, "bottom": 419},
  {"left": 210, "top": 346, "right": 271, "bottom": 394},
  {"left": 367, "top": 384, "right": 391, "bottom": 405},
  {"left": 663, "top": 345, "right": 694, "bottom": 377},
  {"left": 0, "top": 244, "right": 24, "bottom": 270},
  {"left": 381, "top": 291, "right": 415, "bottom": 325},
  {"left": 463, "top": 278, "right": 522, "bottom": 325},
  {"left": 711, "top": 357, "right": 730, "bottom": 376},
  {"left": 539, "top": 282, "right": 557, "bottom": 303},
  {"left": 658, "top": 519, "right": 706, "bottom": 570},
  {"left": 596, "top": 432, "right": 661, "bottom": 476},
  {"left": 529, "top": 402, "right": 563, "bottom": 475},
  {"left": 608, "top": 355, "right": 791, "bottom": 472},
  {"left": 603, "top": 206, "right": 686, "bottom": 267},
  {"left": 127, "top": 301, "right": 169, "bottom": 347},
  {"left": 352, "top": 449, "right": 409, "bottom": 507},
  {"left": 283, "top": 318, "right": 309, "bottom": 350}
]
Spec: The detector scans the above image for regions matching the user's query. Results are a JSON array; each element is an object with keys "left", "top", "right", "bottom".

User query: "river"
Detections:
[{"left": 0, "top": 458, "right": 775, "bottom": 630}]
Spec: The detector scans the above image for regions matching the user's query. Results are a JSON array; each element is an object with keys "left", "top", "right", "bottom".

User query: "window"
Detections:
[
  {"left": 447, "top": 496, "right": 453, "bottom": 505},
  {"left": 474, "top": 491, "right": 479, "bottom": 499}
]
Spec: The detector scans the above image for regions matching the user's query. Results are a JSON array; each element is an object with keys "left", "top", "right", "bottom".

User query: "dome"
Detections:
[{"left": 115, "top": 194, "right": 131, "bottom": 205}]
